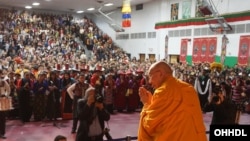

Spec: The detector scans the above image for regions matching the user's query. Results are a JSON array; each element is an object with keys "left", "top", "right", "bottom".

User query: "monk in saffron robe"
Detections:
[{"left": 138, "top": 61, "right": 207, "bottom": 141}]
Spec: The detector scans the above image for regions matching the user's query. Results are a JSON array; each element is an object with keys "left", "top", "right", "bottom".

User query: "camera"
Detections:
[
  {"left": 103, "top": 127, "right": 112, "bottom": 140},
  {"left": 95, "top": 94, "right": 103, "bottom": 103},
  {"left": 211, "top": 95, "right": 220, "bottom": 104}
]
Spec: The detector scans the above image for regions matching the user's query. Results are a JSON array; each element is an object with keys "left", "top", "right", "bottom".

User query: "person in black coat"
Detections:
[
  {"left": 76, "top": 87, "right": 110, "bottom": 141},
  {"left": 203, "top": 90, "right": 237, "bottom": 125}
]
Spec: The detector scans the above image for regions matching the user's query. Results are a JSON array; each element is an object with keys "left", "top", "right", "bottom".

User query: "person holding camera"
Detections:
[
  {"left": 75, "top": 87, "right": 110, "bottom": 141},
  {"left": 203, "top": 89, "right": 237, "bottom": 125}
]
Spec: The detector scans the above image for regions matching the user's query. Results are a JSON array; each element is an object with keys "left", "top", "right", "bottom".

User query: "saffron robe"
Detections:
[{"left": 138, "top": 76, "right": 207, "bottom": 141}]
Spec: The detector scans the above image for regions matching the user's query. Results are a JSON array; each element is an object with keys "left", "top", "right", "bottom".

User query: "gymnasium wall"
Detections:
[{"left": 92, "top": 0, "right": 250, "bottom": 66}]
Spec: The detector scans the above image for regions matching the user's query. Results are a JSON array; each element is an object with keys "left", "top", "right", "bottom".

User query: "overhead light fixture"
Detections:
[
  {"left": 32, "top": 2, "right": 40, "bottom": 6},
  {"left": 76, "top": 10, "right": 84, "bottom": 13},
  {"left": 25, "top": 6, "right": 32, "bottom": 9},
  {"left": 87, "top": 8, "right": 95, "bottom": 11},
  {"left": 45, "top": 0, "right": 51, "bottom": 1},
  {"left": 104, "top": 3, "right": 113, "bottom": 6}
]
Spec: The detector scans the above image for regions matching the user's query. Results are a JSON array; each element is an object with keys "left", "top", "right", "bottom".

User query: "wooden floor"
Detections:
[{"left": 4, "top": 111, "right": 250, "bottom": 141}]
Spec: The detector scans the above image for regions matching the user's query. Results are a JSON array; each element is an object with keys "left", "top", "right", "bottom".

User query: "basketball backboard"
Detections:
[{"left": 205, "top": 17, "right": 232, "bottom": 32}]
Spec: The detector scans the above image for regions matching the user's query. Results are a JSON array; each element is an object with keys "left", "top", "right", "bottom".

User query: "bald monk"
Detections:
[{"left": 138, "top": 61, "right": 207, "bottom": 141}]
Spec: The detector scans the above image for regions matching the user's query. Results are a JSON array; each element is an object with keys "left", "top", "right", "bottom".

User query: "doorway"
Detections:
[
  {"left": 148, "top": 54, "right": 156, "bottom": 63},
  {"left": 139, "top": 54, "right": 145, "bottom": 62}
]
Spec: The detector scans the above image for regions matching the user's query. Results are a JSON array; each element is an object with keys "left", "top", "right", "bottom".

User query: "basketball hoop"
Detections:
[
  {"left": 205, "top": 17, "right": 232, "bottom": 33},
  {"left": 214, "top": 27, "right": 223, "bottom": 35}
]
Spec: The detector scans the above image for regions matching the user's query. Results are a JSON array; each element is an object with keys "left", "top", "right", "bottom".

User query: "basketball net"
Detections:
[{"left": 214, "top": 27, "right": 223, "bottom": 35}]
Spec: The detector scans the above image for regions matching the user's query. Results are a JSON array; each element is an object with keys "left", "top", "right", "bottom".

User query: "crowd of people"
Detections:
[
  {"left": 0, "top": 7, "right": 250, "bottom": 141},
  {"left": 0, "top": 8, "right": 148, "bottom": 140}
]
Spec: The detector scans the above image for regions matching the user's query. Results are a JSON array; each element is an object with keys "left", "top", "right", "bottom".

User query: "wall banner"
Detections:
[
  {"left": 207, "top": 37, "right": 217, "bottom": 63},
  {"left": 238, "top": 35, "right": 250, "bottom": 66},
  {"left": 192, "top": 37, "right": 217, "bottom": 63},
  {"left": 192, "top": 38, "right": 201, "bottom": 63},
  {"left": 180, "top": 39, "right": 188, "bottom": 63}
]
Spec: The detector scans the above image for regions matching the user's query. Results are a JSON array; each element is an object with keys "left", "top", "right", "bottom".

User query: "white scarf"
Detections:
[{"left": 194, "top": 77, "right": 212, "bottom": 101}]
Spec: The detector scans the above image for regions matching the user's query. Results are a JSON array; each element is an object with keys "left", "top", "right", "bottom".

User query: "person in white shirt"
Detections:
[
  {"left": 0, "top": 69, "right": 11, "bottom": 139},
  {"left": 67, "top": 73, "right": 89, "bottom": 133}
]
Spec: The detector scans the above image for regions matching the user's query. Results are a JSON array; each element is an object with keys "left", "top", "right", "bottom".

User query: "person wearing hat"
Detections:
[
  {"left": 114, "top": 70, "right": 127, "bottom": 112},
  {"left": 103, "top": 72, "right": 116, "bottom": 114},
  {"left": 135, "top": 68, "right": 146, "bottom": 87},
  {"left": 80, "top": 64, "right": 91, "bottom": 84},
  {"left": 0, "top": 69, "right": 11, "bottom": 139},
  {"left": 125, "top": 69, "right": 140, "bottom": 112},
  {"left": 194, "top": 66, "right": 212, "bottom": 112},
  {"left": 67, "top": 73, "right": 90, "bottom": 133},
  {"left": 91, "top": 64, "right": 105, "bottom": 100},
  {"left": 135, "top": 68, "right": 149, "bottom": 109},
  {"left": 70, "top": 63, "right": 80, "bottom": 80},
  {"left": 60, "top": 70, "right": 76, "bottom": 119}
]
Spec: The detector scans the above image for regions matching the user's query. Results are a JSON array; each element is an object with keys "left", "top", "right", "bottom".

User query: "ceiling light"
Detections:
[
  {"left": 76, "top": 10, "right": 84, "bottom": 13},
  {"left": 25, "top": 6, "right": 32, "bottom": 9},
  {"left": 32, "top": 2, "right": 40, "bottom": 6},
  {"left": 104, "top": 3, "right": 113, "bottom": 6},
  {"left": 87, "top": 8, "right": 95, "bottom": 11},
  {"left": 45, "top": 0, "right": 51, "bottom": 1}
]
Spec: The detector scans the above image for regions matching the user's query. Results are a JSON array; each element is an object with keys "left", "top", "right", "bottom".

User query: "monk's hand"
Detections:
[{"left": 139, "top": 87, "right": 152, "bottom": 105}]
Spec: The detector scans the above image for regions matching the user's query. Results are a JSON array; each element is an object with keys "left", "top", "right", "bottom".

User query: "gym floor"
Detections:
[{"left": 4, "top": 111, "right": 250, "bottom": 141}]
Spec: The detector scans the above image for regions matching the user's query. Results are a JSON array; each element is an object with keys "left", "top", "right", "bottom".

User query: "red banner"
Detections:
[
  {"left": 180, "top": 39, "right": 188, "bottom": 63},
  {"left": 238, "top": 36, "right": 250, "bottom": 66},
  {"left": 192, "top": 38, "right": 202, "bottom": 63},
  {"left": 200, "top": 39, "right": 207, "bottom": 63},
  {"left": 192, "top": 37, "right": 217, "bottom": 63},
  {"left": 207, "top": 37, "right": 217, "bottom": 63}
]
